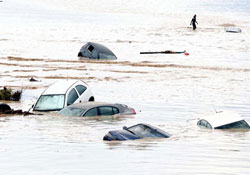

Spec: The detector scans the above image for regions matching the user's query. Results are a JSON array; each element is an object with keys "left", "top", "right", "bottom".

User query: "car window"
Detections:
[
  {"left": 67, "top": 88, "right": 79, "bottom": 106},
  {"left": 99, "top": 106, "right": 113, "bottom": 115},
  {"left": 197, "top": 119, "right": 212, "bottom": 129},
  {"left": 59, "top": 107, "right": 85, "bottom": 117},
  {"left": 84, "top": 107, "right": 98, "bottom": 117},
  {"left": 34, "top": 94, "right": 65, "bottom": 111},
  {"left": 88, "top": 45, "right": 94, "bottom": 52},
  {"left": 206, "top": 121, "right": 212, "bottom": 129},
  {"left": 215, "top": 120, "right": 250, "bottom": 129},
  {"left": 128, "top": 125, "right": 165, "bottom": 138},
  {"left": 113, "top": 107, "right": 119, "bottom": 114},
  {"left": 75, "top": 85, "right": 87, "bottom": 95}
]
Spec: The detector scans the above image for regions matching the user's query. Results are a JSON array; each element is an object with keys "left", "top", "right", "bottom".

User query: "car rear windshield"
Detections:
[
  {"left": 34, "top": 94, "right": 65, "bottom": 111},
  {"left": 59, "top": 107, "right": 85, "bottom": 117},
  {"left": 215, "top": 120, "right": 250, "bottom": 129}
]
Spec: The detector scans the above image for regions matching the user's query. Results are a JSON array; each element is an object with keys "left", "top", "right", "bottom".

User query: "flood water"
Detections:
[{"left": 1, "top": 0, "right": 250, "bottom": 174}]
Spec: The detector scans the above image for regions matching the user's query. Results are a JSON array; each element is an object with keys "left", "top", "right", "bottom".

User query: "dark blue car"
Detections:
[{"left": 103, "top": 123, "right": 171, "bottom": 141}]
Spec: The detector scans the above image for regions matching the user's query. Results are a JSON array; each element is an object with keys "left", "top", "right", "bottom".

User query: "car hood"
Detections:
[{"left": 103, "top": 130, "right": 141, "bottom": 141}]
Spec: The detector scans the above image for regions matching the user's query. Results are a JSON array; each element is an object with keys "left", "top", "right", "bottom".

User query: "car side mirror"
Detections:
[{"left": 123, "top": 126, "right": 128, "bottom": 130}]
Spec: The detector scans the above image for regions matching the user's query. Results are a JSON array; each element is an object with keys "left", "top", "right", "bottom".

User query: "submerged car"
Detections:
[
  {"left": 197, "top": 110, "right": 250, "bottom": 129},
  {"left": 225, "top": 27, "right": 242, "bottom": 33},
  {"left": 77, "top": 42, "right": 117, "bottom": 60},
  {"left": 33, "top": 80, "right": 94, "bottom": 112},
  {"left": 103, "top": 123, "right": 171, "bottom": 141},
  {"left": 59, "top": 102, "right": 136, "bottom": 117}
]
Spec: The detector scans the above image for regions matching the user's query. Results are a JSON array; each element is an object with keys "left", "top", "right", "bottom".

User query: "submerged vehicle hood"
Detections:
[{"left": 103, "top": 130, "right": 141, "bottom": 141}]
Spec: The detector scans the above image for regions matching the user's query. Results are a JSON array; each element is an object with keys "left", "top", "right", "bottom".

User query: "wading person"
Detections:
[{"left": 190, "top": 14, "right": 198, "bottom": 30}]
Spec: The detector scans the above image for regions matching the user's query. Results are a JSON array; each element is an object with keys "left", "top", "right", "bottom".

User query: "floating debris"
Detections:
[
  {"left": 0, "top": 103, "right": 34, "bottom": 116},
  {"left": 29, "top": 77, "right": 39, "bottom": 82},
  {"left": 0, "top": 87, "right": 22, "bottom": 101},
  {"left": 0, "top": 103, "right": 11, "bottom": 113},
  {"left": 140, "top": 50, "right": 189, "bottom": 55}
]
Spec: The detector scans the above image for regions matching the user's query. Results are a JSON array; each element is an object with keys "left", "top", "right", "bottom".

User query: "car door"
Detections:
[
  {"left": 83, "top": 106, "right": 119, "bottom": 117},
  {"left": 99, "top": 106, "right": 119, "bottom": 116},
  {"left": 75, "top": 85, "right": 87, "bottom": 102},
  {"left": 66, "top": 88, "right": 79, "bottom": 106},
  {"left": 83, "top": 107, "right": 98, "bottom": 117}
]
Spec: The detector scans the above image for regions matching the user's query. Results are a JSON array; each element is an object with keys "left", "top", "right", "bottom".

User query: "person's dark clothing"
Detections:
[{"left": 190, "top": 15, "right": 198, "bottom": 30}]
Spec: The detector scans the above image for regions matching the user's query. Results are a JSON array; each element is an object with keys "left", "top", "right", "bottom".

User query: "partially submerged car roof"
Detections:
[
  {"left": 78, "top": 42, "right": 117, "bottom": 59},
  {"left": 225, "top": 27, "right": 242, "bottom": 33},
  {"left": 42, "top": 80, "right": 86, "bottom": 95},
  {"left": 128, "top": 123, "right": 171, "bottom": 137},
  {"left": 67, "top": 102, "right": 115, "bottom": 109},
  {"left": 200, "top": 110, "right": 245, "bottom": 128},
  {"left": 66, "top": 102, "right": 131, "bottom": 111},
  {"left": 128, "top": 123, "right": 157, "bottom": 130},
  {"left": 87, "top": 42, "right": 115, "bottom": 55}
]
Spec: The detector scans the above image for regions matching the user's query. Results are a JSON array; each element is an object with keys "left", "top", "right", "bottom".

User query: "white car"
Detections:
[
  {"left": 197, "top": 110, "right": 250, "bottom": 129},
  {"left": 33, "top": 80, "right": 94, "bottom": 112}
]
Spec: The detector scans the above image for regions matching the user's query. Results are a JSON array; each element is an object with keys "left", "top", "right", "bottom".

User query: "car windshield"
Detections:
[
  {"left": 34, "top": 94, "right": 65, "bottom": 111},
  {"left": 215, "top": 120, "right": 250, "bottom": 129},
  {"left": 128, "top": 124, "right": 165, "bottom": 138},
  {"left": 59, "top": 107, "right": 85, "bottom": 117}
]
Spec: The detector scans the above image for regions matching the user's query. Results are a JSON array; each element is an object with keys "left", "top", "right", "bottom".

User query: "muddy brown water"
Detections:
[
  {"left": 1, "top": 0, "right": 250, "bottom": 174},
  {"left": 0, "top": 54, "right": 250, "bottom": 175}
]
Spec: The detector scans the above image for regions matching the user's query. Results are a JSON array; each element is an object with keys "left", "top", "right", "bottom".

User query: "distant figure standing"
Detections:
[{"left": 190, "top": 14, "right": 198, "bottom": 30}]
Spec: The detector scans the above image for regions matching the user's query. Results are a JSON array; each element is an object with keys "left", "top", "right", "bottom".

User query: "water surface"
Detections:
[{"left": 0, "top": 0, "right": 250, "bottom": 174}]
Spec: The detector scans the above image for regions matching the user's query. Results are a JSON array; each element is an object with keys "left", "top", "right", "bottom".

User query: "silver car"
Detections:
[{"left": 59, "top": 102, "right": 136, "bottom": 117}]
